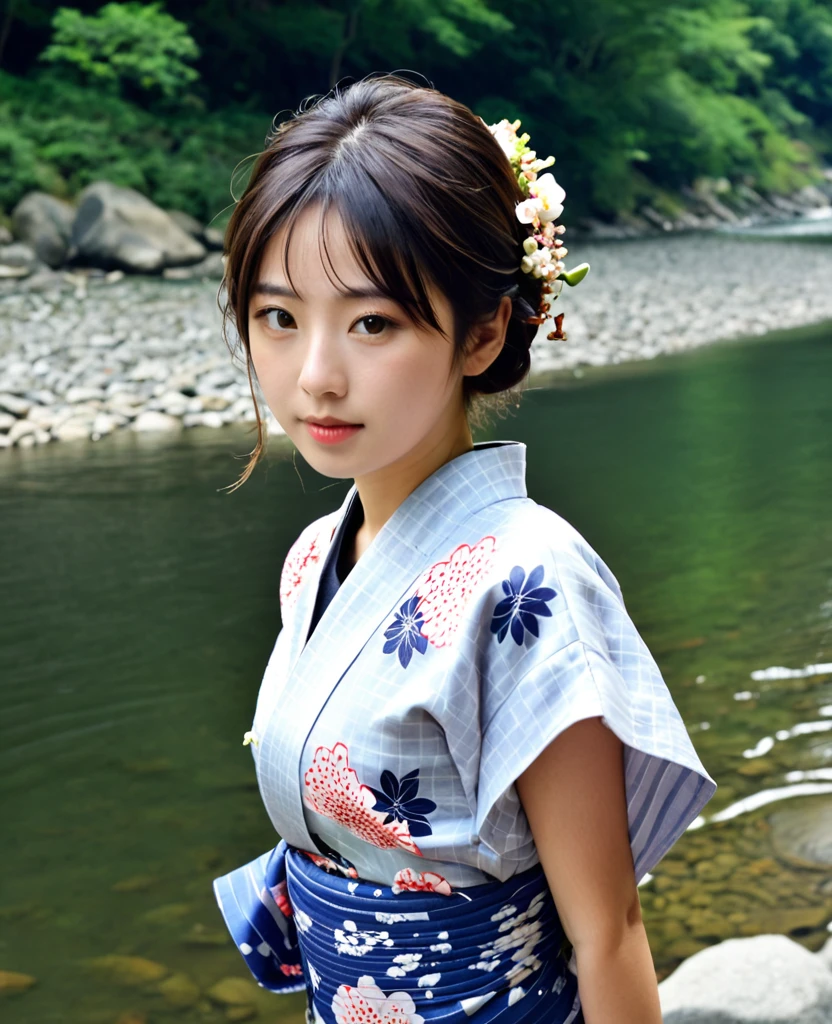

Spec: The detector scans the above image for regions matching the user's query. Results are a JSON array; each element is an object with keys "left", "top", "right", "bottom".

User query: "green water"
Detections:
[{"left": 1, "top": 322, "right": 831, "bottom": 1020}]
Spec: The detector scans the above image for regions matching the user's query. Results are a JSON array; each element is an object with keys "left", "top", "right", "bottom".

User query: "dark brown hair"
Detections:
[{"left": 218, "top": 72, "right": 544, "bottom": 490}]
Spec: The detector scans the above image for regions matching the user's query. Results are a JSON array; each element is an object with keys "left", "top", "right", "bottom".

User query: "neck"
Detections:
[{"left": 351, "top": 413, "right": 473, "bottom": 562}]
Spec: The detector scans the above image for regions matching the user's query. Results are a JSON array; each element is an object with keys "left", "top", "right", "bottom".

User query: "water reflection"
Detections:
[{"left": 1, "top": 320, "right": 830, "bottom": 1017}]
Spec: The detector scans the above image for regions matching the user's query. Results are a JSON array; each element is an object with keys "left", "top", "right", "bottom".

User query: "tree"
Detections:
[{"left": 39, "top": 1, "right": 200, "bottom": 103}]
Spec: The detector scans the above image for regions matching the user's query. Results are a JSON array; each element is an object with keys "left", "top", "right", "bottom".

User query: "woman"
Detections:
[{"left": 212, "top": 73, "right": 717, "bottom": 1024}]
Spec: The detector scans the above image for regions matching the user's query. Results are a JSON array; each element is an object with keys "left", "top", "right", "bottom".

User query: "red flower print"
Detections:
[
  {"left": 415, "top": 535, "right": 497, "bottom": 648},
  {"left": 303, "top": 743, "right": 423, "bottom": 856},
  {"left": 303, "top": 850, "right": 359, "bottom": 879},
  {"left": 280, "top": 962, "right": 304, "bottom": 977},
  {"left": 270, "top": 878, "right": 293, "bottom": 917},
  {"left": 332, "top": 975, "right": 425, "bottom": 1024},
  {"left": 392, "top": 868, "right": 453, "bottom": 896},
  {"left": 280, "top": 529, "right": 323, "bottom": 613}
]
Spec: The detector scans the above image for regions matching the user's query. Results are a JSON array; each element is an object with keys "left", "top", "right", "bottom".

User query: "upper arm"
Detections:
[{"left": 515, "top": 715, "right": 642, "bottom": 953}]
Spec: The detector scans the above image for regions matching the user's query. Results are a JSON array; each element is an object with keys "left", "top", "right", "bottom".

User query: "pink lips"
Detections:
[{"left": 304, "top": 420, "right": 363, "bottom": 446}]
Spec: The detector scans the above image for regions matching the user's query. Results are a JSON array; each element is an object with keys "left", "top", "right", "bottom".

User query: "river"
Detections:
[{"left": 1, "top": 319, "right": 831, "bottom": 1021}]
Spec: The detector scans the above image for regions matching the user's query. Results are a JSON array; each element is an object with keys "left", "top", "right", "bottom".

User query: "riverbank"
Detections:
[{"left": 1, "top": 230, "right": 832, "bottom": 448}]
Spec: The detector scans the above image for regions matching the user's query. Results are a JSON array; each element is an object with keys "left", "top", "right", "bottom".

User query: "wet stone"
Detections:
[
  {"left": 157, "top": 971, "right": 201, "bottom": 1008},
  {"left": 768, "top": 797, "right": 832, "bottom": 869},
  {"left": 140, "top": 902, "right": 193, "bottom": 925},
  {"left": 86, "top": 955, "right": 168, "bottom": 986},
  {"left": 207, "top": 977, "right": 260, "bottom": 1006},
  {"left": 112, "top": 875, "right": 158, "bottom": 893},
  {"left": 182, "top": 922, "right": 229, "bottom": 947},
  {"left": 0, "top": 970, "right": 37, "bottom": 994}
]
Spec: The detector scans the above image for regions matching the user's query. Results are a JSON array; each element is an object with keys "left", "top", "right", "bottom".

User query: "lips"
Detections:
[{"left": 304, "top": 416, "right": 362, "bottom": 427}]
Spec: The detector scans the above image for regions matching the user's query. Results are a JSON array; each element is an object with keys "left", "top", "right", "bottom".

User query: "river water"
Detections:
[{"left": 1, "top": 320, "right": 831, "bottom": 1021}]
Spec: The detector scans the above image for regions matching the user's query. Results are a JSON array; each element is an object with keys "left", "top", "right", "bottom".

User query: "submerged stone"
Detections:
[
  {"left": 0, "top": 970, "right": 37, "bottom": 994},
  {"left": 86, "top": 955, "right": 168, "bottom": 986},
  {"left": 768, "top": 797, "right": 832, "bottom": 869}
]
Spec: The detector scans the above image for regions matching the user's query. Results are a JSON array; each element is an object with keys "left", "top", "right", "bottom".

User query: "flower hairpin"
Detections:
[{"left": 484, "top": 117, "right": 590, "bottom": 341}]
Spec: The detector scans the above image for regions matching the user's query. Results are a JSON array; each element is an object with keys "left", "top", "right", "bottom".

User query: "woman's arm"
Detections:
[{"left": 515, "top": 716, "right": 663, "bottom": 1024}]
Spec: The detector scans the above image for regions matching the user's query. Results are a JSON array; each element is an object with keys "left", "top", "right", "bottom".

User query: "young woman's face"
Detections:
[{"left": 247, "top": 203, "right": 466, "bottom": 481}]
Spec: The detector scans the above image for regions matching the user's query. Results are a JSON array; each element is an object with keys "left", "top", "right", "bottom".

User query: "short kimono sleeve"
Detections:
[{"left": 475, "top": 535, "right": 717, "bottom": 885}]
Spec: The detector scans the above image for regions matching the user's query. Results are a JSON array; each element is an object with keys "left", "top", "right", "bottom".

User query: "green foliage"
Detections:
[
  {"left": 39, "top": 1, "right": 200, "bottom": 101},
  {"left": 0, "top": 69, "right": 266, "bottom": 220},
  {"left": 1, "top": 0, "right": 830, "bottom": 223}
]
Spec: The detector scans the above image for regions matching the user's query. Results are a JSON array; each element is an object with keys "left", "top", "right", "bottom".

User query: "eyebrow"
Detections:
[{"left": 252, "top": 282, "right": 391, "bottom": 301}]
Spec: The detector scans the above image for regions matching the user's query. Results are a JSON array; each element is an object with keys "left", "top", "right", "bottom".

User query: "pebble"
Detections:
[
  {"left": 1, "top": 231, "right": 831, "bottom": 449},
  {"left": 0, "top": 969, "right": 37, "bottom": 994},
  {"left": 85, "top": 954, "right": 168, "bottom": 986}
]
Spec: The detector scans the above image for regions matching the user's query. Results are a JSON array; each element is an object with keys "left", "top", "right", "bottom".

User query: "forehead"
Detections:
[{"left": 257, "top": 202, "right": 372, "bottom": 296}]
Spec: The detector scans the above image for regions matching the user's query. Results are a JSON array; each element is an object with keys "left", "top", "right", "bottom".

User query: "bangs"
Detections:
[{"left": 275, "top": 164, "right": 447, "bottom": 338}]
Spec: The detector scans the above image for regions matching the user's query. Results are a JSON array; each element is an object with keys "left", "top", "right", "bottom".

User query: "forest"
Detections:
[{"left": 1, "top": 0, "right": 832, "bottom": 226}]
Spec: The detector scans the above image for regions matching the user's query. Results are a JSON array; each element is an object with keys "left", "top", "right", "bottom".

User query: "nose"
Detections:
[{"left": 297, "top": 329, "right": 348, "bottom": 399}]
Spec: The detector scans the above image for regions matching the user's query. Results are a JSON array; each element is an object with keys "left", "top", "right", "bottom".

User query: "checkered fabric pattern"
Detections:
[{"left": 248, "top": 441, "right": 717, "bottom": 890}]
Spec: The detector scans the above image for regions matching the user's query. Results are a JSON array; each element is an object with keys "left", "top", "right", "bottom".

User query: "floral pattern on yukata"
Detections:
[
  {"left": 382, "top": 535, "right": 497, "bottom": 666},
  {"left": 490, "top": 564, "right": 557, "bottom": 645},
  {"left": 391, "top": 868, "right": 452, "bottom": 895},
  {"left": 280, "top": 528, "right": 325, "bottom": 613},
  {"left": 303, "top": 838, "right": 359, "bottom": 880},
  {"left": 366, "top": 768, "right": 436, "bottom": 838},
  {"left": 332, "top": 975, "right": 424, "bottom": 1024},
  {"left": 303, "top": 743, "right": 426, "bottom": 856}
]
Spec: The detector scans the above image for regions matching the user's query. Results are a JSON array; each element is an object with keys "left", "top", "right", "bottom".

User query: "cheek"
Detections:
[{"left": 360, "top": 340, "right": 455, "bottom": 419}]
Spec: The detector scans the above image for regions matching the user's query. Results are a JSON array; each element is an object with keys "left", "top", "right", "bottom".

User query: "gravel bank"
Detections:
[{"left": 1, "top": 231, "right": 831, "bottom": 449}]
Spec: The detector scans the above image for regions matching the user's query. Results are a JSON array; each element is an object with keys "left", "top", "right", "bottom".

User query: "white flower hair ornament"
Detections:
[{"left": 484, "top": 117, "right": 590, "bottom": 341}]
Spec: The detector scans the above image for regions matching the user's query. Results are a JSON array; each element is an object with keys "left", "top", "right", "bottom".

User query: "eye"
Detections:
[
  {"left": 257, "top": 307, "right": 296, "bottom": 331},
  {"left": 353, "top": 313, "right": 395, "bottom": 336}
]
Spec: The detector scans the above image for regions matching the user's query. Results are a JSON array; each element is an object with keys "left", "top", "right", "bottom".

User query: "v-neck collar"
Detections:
[{"left": 257, "top": 439, "right": 529, "bottom": 849}]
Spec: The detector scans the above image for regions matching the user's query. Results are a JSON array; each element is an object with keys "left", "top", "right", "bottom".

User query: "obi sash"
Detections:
[{"left": 213, "top": 841, "right": 584, "bottom": 1024}]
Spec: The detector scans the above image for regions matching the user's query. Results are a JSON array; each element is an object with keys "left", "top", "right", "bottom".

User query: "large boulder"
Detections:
[
  {"left": 167, "top": 209, "right": 225, "bottom": 250},
  {"left": 68, "top": 181, "right": 206, "bottom": 273},
  {"left": 0, "top": 242, "right": 44, "bottom": 279},
  {"left": 11, "top": 191, "right": 75, "bottom": 268},
  {"left": 658, "top": 933, "right": 832, "bottom": 1024}
]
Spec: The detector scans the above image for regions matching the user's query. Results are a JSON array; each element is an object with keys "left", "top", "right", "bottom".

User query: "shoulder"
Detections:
[
  {"left": 463, "top": 498, "right": 631, "bottom": 675},
  {"left": 279, "top": 509, "right": 340, "bottom": 616},
  {"left": 484, "top": 497, "right": 625, "bottom": 612}
]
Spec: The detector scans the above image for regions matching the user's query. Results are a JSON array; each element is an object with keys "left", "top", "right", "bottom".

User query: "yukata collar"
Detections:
[
  {"left": 333, "top": 438, "right": 528, "bottom": 558},
  {"left": 255, "top": 438, "right": 529, "bottom": 851}
]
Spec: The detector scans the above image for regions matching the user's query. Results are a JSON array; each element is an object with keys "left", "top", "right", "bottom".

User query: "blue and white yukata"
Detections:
[{"left": 214, "top": 439, "right": 718, "bottom": 1024}]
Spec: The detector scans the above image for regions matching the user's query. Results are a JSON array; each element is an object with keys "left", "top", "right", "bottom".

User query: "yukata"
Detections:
[{"left": 214, "top": 439, "right": 718, "bottom": 1024}]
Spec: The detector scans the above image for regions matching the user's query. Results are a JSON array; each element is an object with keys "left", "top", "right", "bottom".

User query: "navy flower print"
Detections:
[
  {"left": 382, "top": 594, "right": 428, "bottom": 668},
  {"left": 367, "top": 768, "right": 437, "bottom": 838},
  {"left": 491, "top": 564, "right": 557, "bottom": 645}
]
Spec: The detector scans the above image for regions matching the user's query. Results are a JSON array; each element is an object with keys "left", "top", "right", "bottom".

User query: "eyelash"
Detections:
[{"left": 254, "top": 306, "right": 399, "bottom": 337}]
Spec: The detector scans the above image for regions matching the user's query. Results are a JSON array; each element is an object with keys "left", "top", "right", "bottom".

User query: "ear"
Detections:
[{"left": 462, "top": 294, "right": 513, "bottom": 377}]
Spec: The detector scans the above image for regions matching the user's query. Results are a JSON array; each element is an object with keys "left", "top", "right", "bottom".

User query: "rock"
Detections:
[
  {"left": 203, "top": 226, "right": 225, "bottom": 250},
  {"left": 818, "top": 935, "right": 832, "bottom": 971},
  {"left": 658, "top": 933, "right": 832, "bottom": 1023},
  {"left": 52, "top": 417, "right": 93, "bottom": 442},
  {"left": 86, "top": 955, "right": 168, "bottom": 986},
  {"left": 0, "top": 411, "right": 15, "bottom": 431},
  {"left": 8, "top": 419, "right": 38, "bottom": 444},
  {"left": 163, "top": 251, "right": 225, "bottom": 280},
  {"left": 737, "top": 905, "right": 831, "bottom": 936},
  {"left": 111, "top": 874, "right": 157, "bottom": 893},
  {"left": 166, "top": 210, "right": 225, "bottom": 250},
  {"left": 66, "top": 385, "right": 106, "bottom": 404},
  {"left": 156, "top": 971, "right": 201, "bottom": 1008},
  {"left": 0, "top": 434, "right": 12, "bottom": 448},
  {"left": 166, "top": 209, "right": 206, "bottom": 240},
  {"left": 181, "top": 922, "right": 229, "bottom": 947},
  {"left": 68, "top": 181, "right": 206, "bottom": 273},
  {"left": 0, "top": 242, "right": 43, "bottom": 278},
  {"left": 768, "top": 797, "right": 832, "bottom": 869},
  {"left": 0, "top": 393, "right": 32, "bottom": 417},
  {"left": 0, "top": 225, "right": 12, "bottom": 244},
  {"left": 206, "top": 976, "right": 260, "bottom": 1006},
  {"left": 11, "top": 192, "right": 75, "bottom": 268},
  {"left": 131, "top": 410, "right": 181, "bottom": 433},
  {"left": 92, "top": 412, "right": 121, "bottom": 439},
  {"left": 140, "top": 902, "right": 193, "bottom": 925},
  {"left": 226, "top": 1007, "right": 257, "bottom": 1022},
  {"left": 0, "top": 970, "right": 37, "bottom": 994}
]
